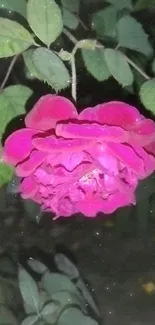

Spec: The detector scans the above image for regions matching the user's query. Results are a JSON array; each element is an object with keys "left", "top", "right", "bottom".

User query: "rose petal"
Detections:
[
  {"left": 76, "top": 197, "right": 105, "bottom": 217},
  {"left": 50, "top": 152, "right": 85, "bottom": 171},
  {"left": 132, "top": 146, "right": 155, "bottom": 179},
  {"left": 101, "top": 191, "right": 136, "bottom": 214},
  {"left": 16, "top": 151, "right": 46, "bottom": 177},
  {"left": 25, "top": 95, "right": 78, "bottom": 131},
  {"left": 79, "top": 101, "right": 142, "bottom": 130},
  {"left": 3, "top": 129, "right": 36, "bottom": 165},
  {"left": 129, "top": 119, "right": 155, "bottom": 146},
  {"left": 56, "top": 122, "right": 129, "bottom": 142},
  {"left": 107, "top": 143, "right": 145, "bottom": 175},
  {"left": 33, "top": 135, "right": 91, "bottom": 152},
  {"left": 20, "top": 176, "right": 38, "bottom": 199}
]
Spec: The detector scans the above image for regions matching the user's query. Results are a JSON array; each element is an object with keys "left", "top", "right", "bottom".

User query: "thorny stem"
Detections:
[{"left": 0, "top": 55, "right": 18, "bottom": 91}]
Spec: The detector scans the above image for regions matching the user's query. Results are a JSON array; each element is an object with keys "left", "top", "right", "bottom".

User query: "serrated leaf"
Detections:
[
  {"left": 27, "top": 0, "right": 63, "bottom": 47},
  {"left": 82, "top": 48, "right": 111, "bottom": 81},
  {"left": 41, "top": 301, "right": 60, "bottom": 323},
  {"left": 28, "top": 259, "right": 48, "bottom": 275},
  {"left": 63, "top": 8, "right": 79, "bottom": 30},
  {"left": 117, "top": 15, "right": 153, "bottom": 57},
  {"left": 55, "top": 253, "right": 79, "bottom": 280},
  {"left": 0, "top": 306, "right": 18, "bottom": 325},
  {"left": 104, "top": 48, "right": 133, "bottom": 86},
  {"left": 0, "top": 162, "right": 14, "bottom": 187},
  {"left": 0, "top": 85, "right": 32, "bottom": 136},
  {"left": 59, "top": 307, "right": 98, "bottom": 325},
  {"left": 21, "top": 315, "right": 38, "bottom": 325},
  {"left": 33, "top": 47, "right": 70, "bottom": 92},
  {"left": 106, "top": 0, "right": 133, "bottom": 10},
  {"left": 23, "top": 49, "right": 43, "bottom": 80},
  {"left": 18, "top": 266, "right": 40, "bottom": 312},
  {"left": 61, "top": 0, "right": 79, "bottom": 13},
  {"left": 42, "top": 272, "right": 80, "bottom": 298},
  {"left": 91, "top": 6, "right": 117, "bottom": 38},
  {"left": 0, "top": 0, "right": 27, "bottom": 17},
  {"left": 0, "top": 18, "right": 34, "bottom": 57},
  {"left": 139, "top": 79, "right": 155, "bottom": 114}
]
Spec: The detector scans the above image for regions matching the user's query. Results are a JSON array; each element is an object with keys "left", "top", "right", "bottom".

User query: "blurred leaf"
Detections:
[
  {"left": 0, "top": 162, "right": 14, "bottom": 187},
  {"left": 18, "top": 266, "right": 40, "bottom": 312},
  {"left": 22, "top": 199, "right": 42, "bottom": 223},
  {"left": 106, "top": 0, "right": 133, "bottom": 10},
  {"left": 91, "top": 6, "right": 117, "bottom": 38},
  {"left": 52, "top": 291, "right": 85, "bottom": 312},
  {"left": 62, "top": 8, "right": 79, "bottom": 30},
  {"left": 39, "top": 290, "right": 50, "bottom": 310},
  {"left": 139, "top": 79, "right": 155, "bottom": 114},
  {"left": 142, "top": 282, "right": 155, "bottom": 294},
  {"left": 0, "top": 85, "right": 32, "bottom": 136},
  {"left": 0, "top": 0, "right": 27, "bottom": 17},
  {"left": 82, "top": 48, "right": 111, "bottom": 81},
  {"left": 23, "top": 49, "right": 43, "bottom": 80},
  {"left": 27, "top": 0, "right": 63, "bottom": 47},
  {"left": 41, "top": 301, "right": 60, "bottom": 323},
  {"left": 0, "top": 305, "right": 18, "bottom": 325},
  {"left": 117, "top": 15, "right": 153, "bottom": 57},
  {"left": 104, "top": 48, "right": 133, "bottom": 86},
  {"left": 152, "top": 57, "right": 155, "bottom": 75},
  {"left": 59, "top": 307, "right": 99, "bottom": 325},
  {"left": 77, "top": 278, "right": 100, "bottom": 317},
  {"left": 33, "top": 47, "right": 70, "bottom": 92},
  {"left": 42, "top": 272, "right": 80, "bottom": 297},
  {"left": 0, "top": 18, "right": 34, "bottom": 57},
  {"left": 61, "top": 0, "right": 79, "bottom": 13},
  {"left": 134, "top": 0, "right": 155, "bottom": 11},
  {"left": 21, "top": 315, "right": 38, "bottom": 325},
  {"left": 55, "top": 253, "right": 79, "bottom": 280},
  {"left": 28, "top": 259, "right": 48, "bottom": 275}
]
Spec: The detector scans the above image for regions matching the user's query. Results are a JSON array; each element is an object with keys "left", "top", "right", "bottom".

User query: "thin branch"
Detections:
[
  {"left": 123, "top": 54, "right": 150, "bottom": 80},
  {"left": 70, "top": 55, "right": 77, "bottom": 102},
  {"left": 63, "top": 27, "right": 78, "bottom": 45},
  {"left": 0, "top": 55, "right": 18, "bottom": 90}
]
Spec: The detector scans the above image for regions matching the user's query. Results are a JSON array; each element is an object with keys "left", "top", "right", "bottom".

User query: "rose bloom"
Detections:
[{"left": 3, "top": 95, "right": 155, "bottom": 217}]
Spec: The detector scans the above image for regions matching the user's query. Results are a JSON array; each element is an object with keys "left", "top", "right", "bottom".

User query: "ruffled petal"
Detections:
[
  {"left": 20, "top": 175, "right": 38, "bottom": 199},
  {"left": 33, "top": 135, "right": 91, "bottom": 152},
  {"left": 107, "top": 143, "right": 145, "bottom": 176},
  {"left": 3, "top": 129, "right": 36, "bottom": 165},
  {"left": 56, "top": 122, "right": 129, "bottom": 142},
  {"left": 79, "top": 101, "right": 142, "bottom": 129},
  {"left": 129, "top": 119, "right": 155, "bottom": 146},
  {"left": 101, "top": 191, "right": 136, "bottom": 214},
  {"left": 16, "top": 151, "right": 46, "bottom": 177},
  {"left": 76, "top": 197, "right": 105, "bottom": 217},
  {"left": 25, "top": 95, "right": 78, "bottom": 131},
  {"left": 50, "top": 152, "right": 85, "bottom": 171}
]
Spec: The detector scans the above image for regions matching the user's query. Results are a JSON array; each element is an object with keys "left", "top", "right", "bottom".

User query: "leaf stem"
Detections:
[
  {"left": 0, "top": 55, "right": 18, "bottom": 91},
  {"left": 123, "top": 54, "right": 151, "bottom": 80},
  {"left": 63, "top": 27, "right": 78, "bottom": 45}
]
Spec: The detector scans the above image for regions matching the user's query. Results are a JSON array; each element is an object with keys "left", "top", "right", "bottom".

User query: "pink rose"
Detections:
[{"left": 3, "top": 95, "right": 155, "bottom": 218}]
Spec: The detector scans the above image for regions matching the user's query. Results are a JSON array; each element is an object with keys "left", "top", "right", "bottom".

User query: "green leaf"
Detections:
[
  {"left": 117, "top": 15, "right": 153, "bottom": 57},
  {"left": 106, "top": 0, "right": 133, "bottom": 10},
  {"left": 62, "top": 8, "right": 79, "bottom": 30},
  {"left": 33, "top": 47, "right": 70, "bottom": 92},
  {"left": 82, "top": 48, "right": 111, "bottom": 82},
  {"left": 76, "top": 278, "right": 100, "bottom": 317},
  {"left": 0, "top": 306, "right": 18, "bottom": 325},
  {"left": 139, "top": 79, "right": 155, "bottom": 114},
  {"left": 27, "top": 0, "right": 63, "bottom": 47},
  {"left": 21, "top": 315, "right": 39, "bottom": 325},
  {"left": 0, "top": 18, "right": 34, "bottom": 57},
  {"left": 18, "top": 266, "right": 40, "bottom": 312},
  {"left": 52, "top": 291, "right": 86, "bottom": 313},
  {"left": 104, "top": 48, "right": 133, "bottom": 86},
  {"left": 0, "top": 0, "right": 27, "bottom": 17},
  {"left": 91, "top": 6, "right": 117, "bottom": 38},
  {"left": 61, "top": 0, "right": 79, "bottom": 13},
  {"left": 134, "top": 0, "right": 155, "bottom": 11},
  {"left": 152, "top": 58, "right": 155, "bottom": 75},
  {"left": 0, "top": 85, "right": 32, "bottom": 136},
  {"left": 41, "top": 301, "right": 60, "bottom": 323},
  {"left": 28, "top": 259, "right": 48, "bottom": 274},
  {"left": 42, "top": 272, "right": 80, "bottom": 297},
  {"left": 23, "top": 49, "right": 43, "bottom": 80},
  {"left": 55, "top": 253, "right": 79, "bottom": 280},
  {"left": 59, "top": 307, "right": 98, "bottom": 325},
  {"left": 0, "top": 162, "right": 14, "bottom": 187}
]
